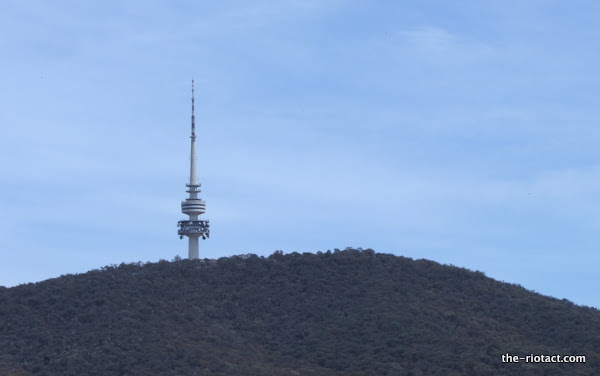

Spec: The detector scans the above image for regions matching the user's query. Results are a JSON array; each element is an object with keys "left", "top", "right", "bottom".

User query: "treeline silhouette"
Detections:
[{"left": 1, "top": 248, "right": 599, "bottom": 375}]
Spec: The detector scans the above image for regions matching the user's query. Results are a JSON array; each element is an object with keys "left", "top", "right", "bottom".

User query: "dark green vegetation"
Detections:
[{"left": 1, "top": 249, "right": 599, "bottom": 375}]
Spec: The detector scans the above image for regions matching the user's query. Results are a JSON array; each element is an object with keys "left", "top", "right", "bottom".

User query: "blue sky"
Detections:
[{"left": 1, "top": 1, "right": 600, "bottom": 308}]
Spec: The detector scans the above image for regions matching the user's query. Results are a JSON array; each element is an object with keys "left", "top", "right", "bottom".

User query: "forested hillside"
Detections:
[{"left": 1, "top": 248, "right": 598, "bottom": 375}]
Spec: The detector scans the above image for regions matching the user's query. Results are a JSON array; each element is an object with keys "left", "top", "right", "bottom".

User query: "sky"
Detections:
[{"left": 1, "top": 0, "right": 600, "bottom": 308}]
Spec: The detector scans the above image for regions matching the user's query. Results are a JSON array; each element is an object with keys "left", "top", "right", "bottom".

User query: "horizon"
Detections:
[
  {"left": 2, "top": 1, "right": 600, "bottom": 308},
  {"left": 6, "top": 247, "right": 597, "bottom": 312}
]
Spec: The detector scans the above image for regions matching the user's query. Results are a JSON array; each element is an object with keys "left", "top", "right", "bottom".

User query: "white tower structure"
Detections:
[{"left": 177, "top": 80, "right": 209, "bottom": 259}]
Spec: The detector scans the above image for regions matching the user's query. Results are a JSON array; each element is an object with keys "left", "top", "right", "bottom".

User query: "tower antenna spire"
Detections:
[
  {"left": 178, "top": 79, "right": 210, "bottom": 259},
  {"left": 191, "top": 79, "right": 195, "bottom": 138}
]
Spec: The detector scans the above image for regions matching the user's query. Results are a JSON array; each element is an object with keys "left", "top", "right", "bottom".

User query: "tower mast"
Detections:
[{"left": 178, "top": 80, "right": 210, "bottom": 259}]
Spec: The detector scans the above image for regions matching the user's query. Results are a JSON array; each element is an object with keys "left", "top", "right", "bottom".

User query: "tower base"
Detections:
[{"left": 189, "top": 237, "right": 199, "bottom": 259}]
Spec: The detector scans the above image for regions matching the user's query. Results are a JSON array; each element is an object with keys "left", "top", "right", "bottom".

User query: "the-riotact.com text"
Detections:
[{"left": 502, "top": 353, "right": 585, "bottom": 363}]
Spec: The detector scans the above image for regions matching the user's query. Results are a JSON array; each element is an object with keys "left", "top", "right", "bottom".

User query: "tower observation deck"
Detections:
[{"left": 177, "top": 80, "right": 209, "bottom": 259}]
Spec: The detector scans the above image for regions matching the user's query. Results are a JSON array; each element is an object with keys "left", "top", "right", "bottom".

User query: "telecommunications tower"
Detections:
[{"left": 177, "top": 80, "right": 210, "bottom": 259}]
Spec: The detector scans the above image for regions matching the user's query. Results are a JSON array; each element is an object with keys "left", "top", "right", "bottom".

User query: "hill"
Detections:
[{"left": 1, "top": 248, "right": 599, "bottom": 375}]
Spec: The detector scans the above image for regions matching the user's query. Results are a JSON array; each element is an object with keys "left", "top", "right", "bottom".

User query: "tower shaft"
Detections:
[
  {"left": 189, "top": 81, "right": 197, "bottom": 189},
  {"left": 189, "top": 237, "right": 199, "bottom": 259}
]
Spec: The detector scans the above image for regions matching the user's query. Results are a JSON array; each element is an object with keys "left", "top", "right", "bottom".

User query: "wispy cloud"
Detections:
[{"left": 388, "top": 25, "right": 498, "bottom": 63}]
